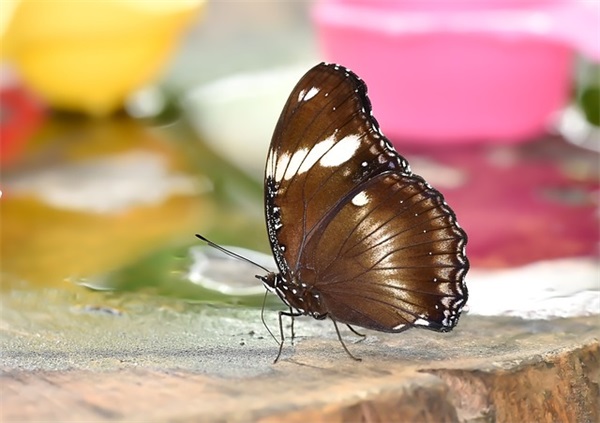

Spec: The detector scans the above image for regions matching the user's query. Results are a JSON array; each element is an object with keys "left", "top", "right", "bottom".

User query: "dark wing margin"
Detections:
[{"left": 299, "top": 172, "right": 469, "bottom": 333}]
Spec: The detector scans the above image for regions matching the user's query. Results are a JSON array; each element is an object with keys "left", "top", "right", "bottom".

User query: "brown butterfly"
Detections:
[{"left": 198, "top": 62, "right": 469, "bottom": 362}]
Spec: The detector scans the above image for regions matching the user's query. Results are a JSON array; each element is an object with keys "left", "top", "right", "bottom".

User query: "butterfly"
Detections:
[{"left": 198, "top": 62, "right": 469, "bottom": 362}]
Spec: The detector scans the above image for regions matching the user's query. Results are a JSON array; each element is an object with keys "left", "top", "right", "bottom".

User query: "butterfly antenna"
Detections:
[{"left": 195, "top": 234, "right": 272, "bottom": 273}]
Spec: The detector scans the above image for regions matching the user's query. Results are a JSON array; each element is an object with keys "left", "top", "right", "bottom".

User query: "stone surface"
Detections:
[{"left": 1, "top": 288, "right": 598, "bottom": 422}]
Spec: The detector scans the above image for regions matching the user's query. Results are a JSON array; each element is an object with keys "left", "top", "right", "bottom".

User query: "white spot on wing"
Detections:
[
  {"left": 393, "top": 323, "right": 406, "bottom": 330},
  {"left": 272, "top": 129, "right": 362, "bottom": 181},
  {"left": 320, "top": 135, "right": 361, "bottom": 167},
  {"left": 297, "top": 138, "right": 335, "bottom": 174},
  {"left": 303, "top": 87, "right": 319, "bottom": 101},
  {"left": 414, "top": 318, "right": 431, "bottom": 327},
  {"left": 275, "top": 152, "right": 290, "bottom": 182},
  {"left": 283, "top": 148, "right": 309, "bottom": 180},
  {"left": 351, "top": 191, "right": 369, "bottom": 207}
]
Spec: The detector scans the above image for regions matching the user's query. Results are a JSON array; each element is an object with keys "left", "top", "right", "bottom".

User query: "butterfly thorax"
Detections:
[{"left": 260, "top": 272, "right": 327, "bottom": 319}]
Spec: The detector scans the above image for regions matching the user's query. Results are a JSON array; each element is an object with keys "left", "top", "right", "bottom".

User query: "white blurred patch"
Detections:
[
  {"left": 555, "top": 105, "right": 600, "bottom": 153},
  {"left": 184, "top": 64, "right": 312, "bottom": 180},
  {"left": 467, "top": 257, "right": 600, "bottom": 319},
  {"left": 408, "top": 156, "right": 468, "bottom": 189},
  {"left": 125, "top": 86, "right": 166, "bottom": 119},
  {"left": 187, "top": 245, "right": 276, "bottom": 296},
  {"left": 3, "top": 151, "right": 211, "bottom": 213},
  {"left": 191, "top": 245, "right": 600, "bottom": 321}
]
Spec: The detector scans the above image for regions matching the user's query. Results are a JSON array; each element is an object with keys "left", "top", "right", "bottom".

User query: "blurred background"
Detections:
[{"left": 0, "top": 0, "right": 598, "bottom": 316}]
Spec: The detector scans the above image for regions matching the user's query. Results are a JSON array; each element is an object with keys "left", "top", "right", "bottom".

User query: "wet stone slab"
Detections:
[{"left": 1, "top": 287, "right": 598, "bottom": 422}]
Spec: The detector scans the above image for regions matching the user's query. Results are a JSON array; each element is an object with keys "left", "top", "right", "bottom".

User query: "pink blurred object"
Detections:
[{"left": 313, "top": 0, "right": 600, "bottom": 145}]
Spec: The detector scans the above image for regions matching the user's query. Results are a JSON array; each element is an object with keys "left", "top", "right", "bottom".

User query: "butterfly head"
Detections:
[
  {"left": 256, "top": 272, "right": 279, "bottom": 294},
  {"left": 256, "top": 272, "right": 328, "bottom": 319},
  {"left": 257, "top": 272, "right": 295, "bottom": 305}
]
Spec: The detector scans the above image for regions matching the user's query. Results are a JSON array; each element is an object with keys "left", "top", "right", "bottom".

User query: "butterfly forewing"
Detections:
[
  {"left": 266, "top": 64, "right": 410, "bottom": 273},
  {"left": 265, "top": 62, "right": 468, "bottom": 336}
]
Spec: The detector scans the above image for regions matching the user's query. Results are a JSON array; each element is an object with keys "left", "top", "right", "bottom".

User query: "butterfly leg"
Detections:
[
  {"left": 274, "top": 310, "right": 302, "bottom": 364},
  {"left": 332, "top": 319, "right": 362, "bottom": 361},
  {"left": 346, "top": 324, "right": 367, "bottom": 340},
  {"left": 289, "top": 307, "right": 296, "bottom": 345},
  {"left": 274, "top": 311, "right": 285, "bottom": 363}
]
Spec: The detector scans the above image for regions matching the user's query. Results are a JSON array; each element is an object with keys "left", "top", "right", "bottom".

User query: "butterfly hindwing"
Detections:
[{"left": 298, "top": 172, "right": 468, "bottom": 332}]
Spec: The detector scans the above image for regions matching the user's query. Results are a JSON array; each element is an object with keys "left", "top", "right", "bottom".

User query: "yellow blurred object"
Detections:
[
  {"left": 0, "top": 116, "right": 215, "bottom": 288},
  {"left": 2, "top": 0, "right": 204, "bottom": 116}
]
